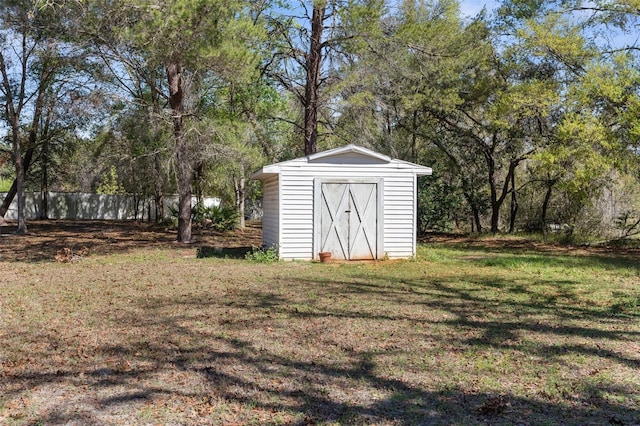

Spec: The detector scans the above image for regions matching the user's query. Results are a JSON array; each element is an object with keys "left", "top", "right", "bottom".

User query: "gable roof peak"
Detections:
[{"left": 306, "top": 144, "right": 391, "bottom": 162}]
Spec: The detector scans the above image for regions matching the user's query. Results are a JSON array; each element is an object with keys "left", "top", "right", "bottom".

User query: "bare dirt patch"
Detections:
[{"left": 0, "top": 220, "right": 262, "bottom": 262}]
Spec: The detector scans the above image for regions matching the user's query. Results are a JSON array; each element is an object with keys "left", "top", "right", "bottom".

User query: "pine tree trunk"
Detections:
[
  {"left": 303, "top": 5, "right": 325, "bottom": 156},
  {"left": 167, "top": 62, "right": 192, "bottom": 243},
  {"left": 411, "top": 110, "right": 418, "bottom": 162},
  {"left": 14, "top": 140, "right": 27, "bottom": 234},
  {"left": 150, "top": 72, "right": 165, "bottom": 223}
]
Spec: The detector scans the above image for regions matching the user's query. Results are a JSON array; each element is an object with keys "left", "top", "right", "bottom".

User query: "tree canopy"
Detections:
[{"left": 1, "top": 0, "right": 638, "bottom": 241}]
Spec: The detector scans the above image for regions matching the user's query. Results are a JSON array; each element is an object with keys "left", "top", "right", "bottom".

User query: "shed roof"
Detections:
[{"left": 251, "top": 144, "right": 432, "bottom": 180}]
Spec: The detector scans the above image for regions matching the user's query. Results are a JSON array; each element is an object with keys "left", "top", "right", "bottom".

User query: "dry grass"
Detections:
[{"left": 0, "top": 221, "right": 639, "bottom": 425}]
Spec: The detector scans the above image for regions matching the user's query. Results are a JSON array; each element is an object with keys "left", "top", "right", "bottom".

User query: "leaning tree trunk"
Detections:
[
  {"left": 150, "top": 71, "right": 165, "bottom": 223},
  {"left": 303, "top": 5, "right": 325, "bottom": 156},
  {"left": 540, "top": 178, "right": 557, "bottom": 236},
  {"left": 40, "top": 108, "right": 54, "bottom": 220},
  {"left": 0, "top": 147, "right": 35, "bottom": 218},
  {"left": 1, "top": 51, "right": 44, "bottom": 233},
  {"left": 2, "top": 104, "right": 27, "bottom": 234},
  {"left": 167, "top": 62, "right": 192, "bottom": 243},
  {"left": 508, "top": 170, "right": 518, "bottom": 233}
]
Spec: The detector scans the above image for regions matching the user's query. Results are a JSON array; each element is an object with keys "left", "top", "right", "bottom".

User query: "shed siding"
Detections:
[
  {"left": 261, "top": 176, "right": 280, "bottom": 249},
  {"left": 279, "top": 175, "right": 314, "bottom": 260},
  {"left": 275, "top": 163, "right": 418, "bottom": 260},
  {"left": 383, "top": 175, "right": 416, "bottom": 259}
]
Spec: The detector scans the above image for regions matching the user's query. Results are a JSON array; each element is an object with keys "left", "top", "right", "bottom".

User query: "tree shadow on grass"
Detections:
[
  {"left": 2, "top": 237, "right": 639, "bottom": 424},
  {"left": 429, "top": 240, "right": 640, "bottom": 273},
  {"left": 13, "top": 333, "right": 639, "bottom": 426},
  {"left": 196, "top": 246, "right": 253, "bottom": 259},
  {"left": 3, "top": 268, "right": 639, "bottom": 425}
]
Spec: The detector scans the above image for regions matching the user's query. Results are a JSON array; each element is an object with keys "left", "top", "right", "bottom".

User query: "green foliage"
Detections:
[
  {"left": 196, "top": 118, "right": 265, "bottom": 205},
  {"left": 165, "top": 205, "right": 179, "bottom": 229},
  {"left": 96, "top": 166, "right": 125, "bottom": 195},
  {"left": 417, "top": 172, "right": 465, "bottom": 233},
  {"left": 244, "top": 245, "right": 279, "bottom": 263},
  {"left": 0, "top": 178, "right": 12, "bottom": 192},
  {"left": 610, "top": 295, "right": 640, "bottom": 316},
  {"left": 120, "top": 0, "right": 263, "bottom": 82},
  {"left": 192, "top": 204, "right": 238, "bottom": 231},
  {"left": 190, "top": 203, "right": 208, "bottom": 222},
  {"left": 19, "top": 0, "right": 640, "bottom": 240}
]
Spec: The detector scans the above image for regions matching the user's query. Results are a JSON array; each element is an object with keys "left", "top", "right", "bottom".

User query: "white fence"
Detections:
[{"left": 1, "top": 192, "right": 220, "bottom": 221}]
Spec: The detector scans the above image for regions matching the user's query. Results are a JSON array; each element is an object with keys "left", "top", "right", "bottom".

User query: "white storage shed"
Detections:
[{"left": 250, "top": 144, "right": 432, "bottom": 261}]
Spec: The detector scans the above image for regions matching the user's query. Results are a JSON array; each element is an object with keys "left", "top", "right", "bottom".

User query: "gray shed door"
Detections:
[{"left": 319, "top": 182, "right": 378, "bottom": 260}]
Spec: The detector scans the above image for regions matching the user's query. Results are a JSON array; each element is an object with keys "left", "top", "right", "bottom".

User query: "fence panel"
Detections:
[{"left": 0, "top": 192, "right": 220, "bottom": 221}]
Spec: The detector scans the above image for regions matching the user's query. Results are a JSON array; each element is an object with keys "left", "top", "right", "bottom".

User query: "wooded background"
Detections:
[{"left": 1, "top": 0, "right": 639, "bottom": 241}]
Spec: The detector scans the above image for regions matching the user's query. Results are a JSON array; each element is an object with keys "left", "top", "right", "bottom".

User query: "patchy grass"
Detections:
[{"left": 0, "top": 222, "right": 639, "bottom": 425}]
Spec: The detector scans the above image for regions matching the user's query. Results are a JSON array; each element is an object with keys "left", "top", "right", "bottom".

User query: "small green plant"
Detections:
[
  {"left": 96, "top": 165, "right": 125, "bottom": 194},
  {"left": 167, "top": 204, "right": 238, "bottom": 231},
  {"left": 191, "top": 203, "right": 206, "bottom": 221},
  {"left": 0, "top": 178, "right": 13, "bottom": 192},
  {"left": 192, "top": 204, "right": 238, "bottom": 231},
  {"left": 205, "top": 205, "right": 238, "bottom": 231},
  {"left": 163, "top": 205, "right": 179, "bottom": 229},
  {"left": 610, "top": 296, "right": 640, "bottom": 315},
  {"left": 245, "top": 245, "right": 279, "bottom": 263}
]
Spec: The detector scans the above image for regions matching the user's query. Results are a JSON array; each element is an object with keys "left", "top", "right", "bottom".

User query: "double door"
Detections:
[{"left": 316, "top": 181, "right": 380, "bottom": 260}]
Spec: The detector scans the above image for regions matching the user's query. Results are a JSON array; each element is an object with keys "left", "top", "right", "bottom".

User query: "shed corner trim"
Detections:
[{"left": 250, "top": 164, "right": 281, "bottom": 180}]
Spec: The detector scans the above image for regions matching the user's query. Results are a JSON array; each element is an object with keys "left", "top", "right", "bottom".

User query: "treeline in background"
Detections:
[{"left": 1, "top": 0, "right": 639, "bottom": 242}]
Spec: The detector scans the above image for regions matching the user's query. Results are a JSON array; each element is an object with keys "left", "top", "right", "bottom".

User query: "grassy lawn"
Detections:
[{"left": 0, "top": 226, "right": 639, "bottom": 425}]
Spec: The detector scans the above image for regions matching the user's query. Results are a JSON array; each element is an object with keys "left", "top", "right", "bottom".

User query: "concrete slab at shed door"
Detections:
[{"left": 318, "top": 181, "right": 380, "bottom": 260}]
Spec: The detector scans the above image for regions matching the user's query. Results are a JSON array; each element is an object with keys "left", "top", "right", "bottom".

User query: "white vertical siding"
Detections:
[
  {"left": 274, "top": 161, "right": 420, "bottom": 260},
  {"left": 252, "top": 147, "right": 430, "bottom": 261},
  {"left": 383, "top": 175, "right": 416, "bottom": 259},
  {"left": 279, "top": 169, "right": 315, "bottom": 260},
  {"left": 261, "top": 176, "right": 280, "bottom": 249}
]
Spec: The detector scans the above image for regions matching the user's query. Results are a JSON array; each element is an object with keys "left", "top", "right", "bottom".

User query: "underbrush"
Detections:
[
  {"left": 244, "top": 245, "right": 279, "bottom": 263},
  {"left": 167, "top": 204, "right": 239, "bottom": 231}
]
